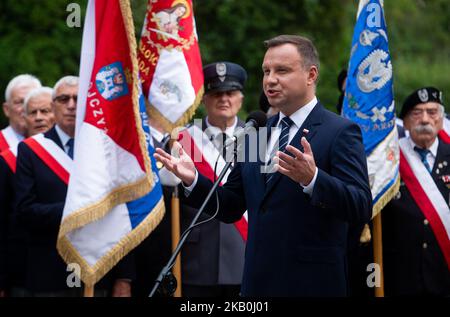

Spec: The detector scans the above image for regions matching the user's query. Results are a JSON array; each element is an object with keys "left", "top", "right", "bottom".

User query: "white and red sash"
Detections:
[
  {"left": 438, "top": 130, "right": 450, "bottom": 144},
  {"left": 399, "top": 138, "right": 450, "bottom": 270},
  {"left": 178, "top": 125, "right": 248, "bottom": 242},
  {"left": 0, "top": 126, "right": 24, "bottom": 173},
  {"left": 0, "top": 148, "right": 17, "bottom": 173},
  {"left": 0, "top": 126, "right": 21, "bottom": 152},
  {"left": 23, "top": 134, "right": 73, "bottom": 184},
  {"left": 438, "top": 117, "right": 450, "bottom": 144}
]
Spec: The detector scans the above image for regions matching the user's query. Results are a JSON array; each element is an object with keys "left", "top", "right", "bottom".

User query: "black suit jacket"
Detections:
[
  {"left": 185, "top": 103, "right": 372, "bottom": 296},
  {"left": 132, "top": 136, "right": 173, "bottom": 297},
  {"left": 382, "top": 140, "right": 450, "bottom": 296},
  {"left": 15, "top": 127, "right": 134, "bottom": 293},
  {"left": 0, "top": 154, "right": 28, "bottom": 291},
  {"left": 180, "top": 118, "right": 246, "bottom": 288},
  {"left": 0, "top": 156, "right": 11, "bottom": 290}
]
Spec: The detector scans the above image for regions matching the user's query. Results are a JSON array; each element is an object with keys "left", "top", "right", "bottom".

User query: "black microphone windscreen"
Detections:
[{"left": 246, "top": 110, "right": 267, "bottom": 130}]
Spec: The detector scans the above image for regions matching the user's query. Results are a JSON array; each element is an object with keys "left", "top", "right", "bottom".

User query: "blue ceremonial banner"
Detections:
[{"left": 343, "top": 0, "right": 399, "bottom": 217}]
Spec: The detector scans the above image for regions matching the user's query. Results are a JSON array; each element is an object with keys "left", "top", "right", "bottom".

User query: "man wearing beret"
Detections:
[
  {"left": 382, "top": 87, "right": 450, "bottom": 296},
  {"left": 179, "top": 61, "right": 247, "bottom": 297}
]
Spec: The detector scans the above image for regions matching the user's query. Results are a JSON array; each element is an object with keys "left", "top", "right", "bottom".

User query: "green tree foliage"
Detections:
[{"left": 0, "top": 0, "right": 448, "bottom": 127}]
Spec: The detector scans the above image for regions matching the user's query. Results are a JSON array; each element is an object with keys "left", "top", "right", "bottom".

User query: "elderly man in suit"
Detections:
[
  {"left": 14, "top": 76, "right": 134, "bottom": 297},
  {"left": 155, "top": 35, "right": 372, "bottom": 297},
  {"left": 382, "top": 87, "right": 450, "bottom": 296},
  {"left": 0, "top": 74, "right": 42, "bottom": 297}
]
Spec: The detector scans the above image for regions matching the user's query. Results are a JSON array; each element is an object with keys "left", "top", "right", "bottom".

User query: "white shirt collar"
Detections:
[
  {"left": 205, "top": 116, "right": 238, "bottom": 138},
  {"left": 408, "top": 136, "right": 439, "bottom": 158},
  {"left": 150, "top": 126, "right": 166, "bottom": 143},
  {"left": 4, "top": 125, "right": 24, "bottom": 142},
  {"left": 55, "top": 124, "right": 71, "bottom": 147},
  {"left": 277, "top": 96, "right": 318, "bottom": 129}
]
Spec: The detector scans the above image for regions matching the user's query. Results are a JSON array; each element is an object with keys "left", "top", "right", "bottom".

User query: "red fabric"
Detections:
[
  {"left": 438, "top": 130, "right": 450, "bottom": 144},
  {"left": 178, "top": 129, "right": 248, "bottom": 242},
  {"left": 400, "top": 150, "right": 450, "bottom": 270},
  {"left": 0, "top": 131, "right": 9, "bottom": 152},
  {"left": 83, "top": 0, "right": 145, "bottom": 171},
  {"left": 137, "top": 0, "right": 203, "bottom": 110},
  {"left": 0, "top": 149, "right": 16, "bottom": 173}
]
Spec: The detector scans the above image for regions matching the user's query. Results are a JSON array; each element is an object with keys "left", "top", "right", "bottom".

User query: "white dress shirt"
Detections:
[
  {"left": 185, "top": 98, "right": 320, "bottom": 196},
  {"left": 265, "top": 97, "right": 318, "bottom": 195},
  {"left": 408, "top": 136, "right": 439, "bottom": 169},
  {"left": 55, "top": 124, "right": 72, "bottom": 155}
]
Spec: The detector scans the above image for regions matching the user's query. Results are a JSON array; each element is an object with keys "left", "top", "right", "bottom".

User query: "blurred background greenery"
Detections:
[{"left": 0, "top": 0, "right": 449, "bottom": 126}]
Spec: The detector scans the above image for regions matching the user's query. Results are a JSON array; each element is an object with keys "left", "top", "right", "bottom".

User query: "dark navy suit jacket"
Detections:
[
  {"left": 185, "top": 103, "right": 372, "bottom": 296},
  {"left": 14, "top": 126, "right": 134, "bottom": 293},
  {"left": 382, "top": 140, "right": 450, "bottom": 296},
  {"left": 0, "top": 156, "right": 12, "bottom": 290},
  {"left": 0, "top": 154, "right": 28, "bottom": 291}
]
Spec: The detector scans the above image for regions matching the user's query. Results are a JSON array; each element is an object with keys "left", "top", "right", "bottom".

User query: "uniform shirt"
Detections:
[{"left": 409, "top": 136, "right": 438, "bottom": 169}]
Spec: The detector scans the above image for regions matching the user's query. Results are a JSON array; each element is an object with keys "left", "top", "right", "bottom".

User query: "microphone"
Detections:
[{"left": 224, "top": 110, "right": 267, "bottom": 147}]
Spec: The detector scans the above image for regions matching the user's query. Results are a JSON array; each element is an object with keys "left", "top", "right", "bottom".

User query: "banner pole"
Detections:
[
  {"left": 372, "top": 213, "right": 385, "bottom": 297},
  {"left": 84, "top": 284, "right": 94, "bottom": 297},
  {"left": 171, "top": 186, "right": 182, "bottom": 297}
]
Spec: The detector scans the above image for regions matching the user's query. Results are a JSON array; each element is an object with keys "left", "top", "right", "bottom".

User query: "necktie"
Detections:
[
  {"left": 213, "top": 132, "right": 229, "bottom": 161},
  {"left": 66, "top": 138, "right": 74, "bottom": 159},
  {"left": 414, "top": 146, "right": 432, "bottom": 173},
  {"left": 265, "top": 116, "right": 294, "bottom": 185}
]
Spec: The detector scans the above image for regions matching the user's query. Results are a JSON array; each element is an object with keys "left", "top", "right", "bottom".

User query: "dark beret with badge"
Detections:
[
  {"left": 399, "top": 86, "right": 444, "bottom": 119},
  {"left": 203, "top": 62, "right": 247, "bottom": 94}
]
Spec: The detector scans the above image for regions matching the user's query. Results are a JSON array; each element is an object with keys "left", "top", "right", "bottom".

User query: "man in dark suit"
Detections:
[
  {"left": 14, "top": 76, "right": 134, "bottom": 296},
  {"left": 178, "top": 62, "right": 247, "bottom": 297},
  {"left": 0, "top": 75, "right": 42, "bottom": 297},
  {"left": 382, "top": 87, "right": 450, "bottom": 296},
  {"left": 155, "top": 35, "right": 372, "bottom": 296},
  {"left": 132, "top": 119, "right": 174, "bottom": 297}
]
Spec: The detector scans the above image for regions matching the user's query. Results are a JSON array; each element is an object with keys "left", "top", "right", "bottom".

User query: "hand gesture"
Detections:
[
  {"left": 274, "top": 137, "right": 316, "bottom": 185},
  {"left": 154, "top": 141, "right": 196, "bottom": 186}
]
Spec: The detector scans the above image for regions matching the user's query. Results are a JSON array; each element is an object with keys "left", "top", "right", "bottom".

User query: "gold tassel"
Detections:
[{"left": 57, "top": 198, "right": 165, "bottom": 287}]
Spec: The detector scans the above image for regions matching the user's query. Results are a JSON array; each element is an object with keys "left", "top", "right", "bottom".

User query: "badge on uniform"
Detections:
[{"left": 441, "top": 174, "right": 450, "bottom": 189}]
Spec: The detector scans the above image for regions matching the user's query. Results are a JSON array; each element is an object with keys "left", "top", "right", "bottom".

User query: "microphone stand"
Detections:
[{"left": 149, "top": 140, "right": 237, "bottom": 297}]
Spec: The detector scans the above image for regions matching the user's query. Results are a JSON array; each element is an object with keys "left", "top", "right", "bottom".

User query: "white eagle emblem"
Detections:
[
  {"left": 95, "top": 62, "right": 128, "bottom": 101},
  {"left": 418, "top": 89, "right": 428, "bottom": 103},
  {"left": 357, "top": 49, "right": 392, "bottom": 93},
  {"left": 216, "top": 63, "right": 227, "bottom": 82}
]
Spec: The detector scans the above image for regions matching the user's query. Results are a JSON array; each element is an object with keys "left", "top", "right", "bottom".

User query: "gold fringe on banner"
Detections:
[
  {"left": 57, "top": 198, "right": 165, "bottom": 287},
  {"left": 58, "top": 175, "right": 152, "bottom": 237},
  {"left": 120, "top": 0, "right": 154, "bottom": 179},
  {"left": 372, "top": 174, "right": 400, "bottom": 219},
  {"left": 148, "top": 86, "right": 204, "bottom": 134}
]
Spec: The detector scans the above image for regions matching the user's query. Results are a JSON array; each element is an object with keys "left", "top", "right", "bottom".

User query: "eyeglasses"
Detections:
[
  {"left": 54, "top": 94, "right": 77, "bottom": 104},
  {"left": 410, "top": 107, "right": 440, "bottom": 119}
]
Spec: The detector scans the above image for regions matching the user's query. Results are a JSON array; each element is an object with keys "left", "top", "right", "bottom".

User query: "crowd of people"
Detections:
[{"left": 0, "top": 34, "right": 449, "bottom": 297}]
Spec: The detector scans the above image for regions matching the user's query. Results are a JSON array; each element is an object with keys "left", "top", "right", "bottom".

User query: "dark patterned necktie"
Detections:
[
  {"left": 66, "top": 138, "right": 74, "bottom": 159},
  {"left": 414, "top": 146, "right": 432, "bottom": 173},
  {"left": 265, "top": 116, "right": 294, "bottom": 185}
]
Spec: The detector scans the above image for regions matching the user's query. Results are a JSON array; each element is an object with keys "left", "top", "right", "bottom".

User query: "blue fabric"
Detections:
[
  {"left": 265, "top": 116, "right": 294, "bottom": 186},
  {"left": 343, "top": 0, "right": 394, "bottom": 155},
  {"left": 127, "top": 80, "right": 163, "bottom": 229},
  {"left": 414, "top": 146, "right": 432, "bottom": 173},
  {"left": 66, "top": 138, "right": 74, "bottom": 159},
  {"left": 185, "top": 103, "right": 372, "bottom": 296}
]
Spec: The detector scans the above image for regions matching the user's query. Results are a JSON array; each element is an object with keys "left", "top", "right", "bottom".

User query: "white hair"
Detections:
[
  {"left": 4, "top": 74, "right": 42, "bottom": 102},
  {"left": 23, "top": 87, "right": 53, "bottom": 114},
  {"left": 439, "top": 105, "right": 445, "bottom": 118},
  {"left": 52, "top": 76, "right": 79, "bottom": 99}
]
